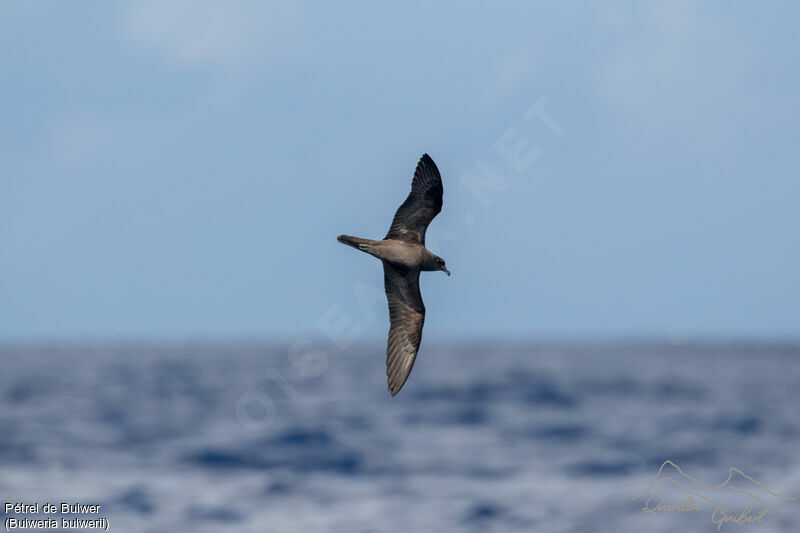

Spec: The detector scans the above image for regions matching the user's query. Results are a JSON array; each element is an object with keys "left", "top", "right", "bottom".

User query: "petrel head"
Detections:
[{"left": 435, "top": 256, "right": 450, "bottom": 276}]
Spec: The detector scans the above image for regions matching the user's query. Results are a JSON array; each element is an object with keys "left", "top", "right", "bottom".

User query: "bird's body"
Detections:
[
  {"left": 337, "top": 237, "right": 441, "bottom": 271},
  {"left": 337, "top": 154, "right": 449, "bottom": 396}
]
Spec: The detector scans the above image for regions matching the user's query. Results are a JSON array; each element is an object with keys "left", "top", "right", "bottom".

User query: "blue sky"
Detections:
[{"left": 1, "top": 2, "right": 798, "bottom": 341}]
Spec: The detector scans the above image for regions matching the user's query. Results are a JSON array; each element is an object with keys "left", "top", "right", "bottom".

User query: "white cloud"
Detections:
[
  {"left": 0, "top": 113, "right": 156, "bottom": 260},
  {"left": 594, "top": 1, "right": 755, "bottom": 131},
  {"left": 123, "top": 0, "right": 303, "bottom": 71},
  {"left": 483, "top": 43, "right": 542, "bottom": 105},
  {"left": 48, "top": 114, "right": 116, "bottom": 167}
]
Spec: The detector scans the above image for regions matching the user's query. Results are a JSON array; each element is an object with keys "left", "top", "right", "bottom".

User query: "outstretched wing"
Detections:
[
  {"left": 383, "top": 262, "right": 425, "bottom": 396},
  {"left": 385, "top": 154, "right": 443, "bottom": 245}
]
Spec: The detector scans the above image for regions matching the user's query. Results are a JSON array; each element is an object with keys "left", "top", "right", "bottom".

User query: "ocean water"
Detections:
[{"left": 1, "top": 341, "right": 798, "bottom": 532}]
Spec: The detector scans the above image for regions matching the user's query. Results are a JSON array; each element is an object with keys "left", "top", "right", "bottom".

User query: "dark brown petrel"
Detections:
[{"left": 338, "top": 154, "right": 450, "bottom": 396}]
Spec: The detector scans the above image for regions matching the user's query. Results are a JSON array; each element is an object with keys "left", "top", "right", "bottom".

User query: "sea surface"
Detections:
[{"left": 1, "top": 341, "right": 798, "bottom": 532}]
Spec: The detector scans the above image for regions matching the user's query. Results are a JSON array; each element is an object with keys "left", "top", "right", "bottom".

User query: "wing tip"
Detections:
[
  {"left": 387, "top": 374, "right": 409, "bottom": 397},
  {"left": 416, "top": 153, "right": 441, "bottom": 181}
]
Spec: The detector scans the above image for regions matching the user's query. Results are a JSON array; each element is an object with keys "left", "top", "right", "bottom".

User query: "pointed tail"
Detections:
[{"left": 337, "top": 234, "right": 375, "bottom": 250}]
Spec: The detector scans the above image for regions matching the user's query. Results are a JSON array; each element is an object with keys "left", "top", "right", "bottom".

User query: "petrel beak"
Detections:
[{"left": 442, "top": 267, "right": 450, "bottom": 276}]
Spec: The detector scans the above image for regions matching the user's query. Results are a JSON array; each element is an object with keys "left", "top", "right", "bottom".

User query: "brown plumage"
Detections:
[{"left": 337, "top": 154, "right": 450, "bottom": 396}]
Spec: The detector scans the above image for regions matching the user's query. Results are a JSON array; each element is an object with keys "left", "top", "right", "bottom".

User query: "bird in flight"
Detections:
[{"left": 338, "top": 154, "right": 450, "bottom": 396}]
